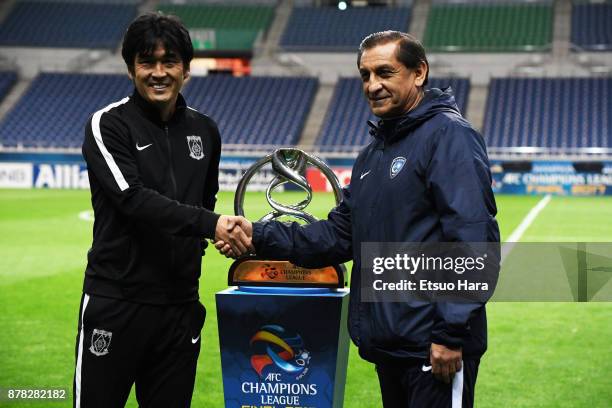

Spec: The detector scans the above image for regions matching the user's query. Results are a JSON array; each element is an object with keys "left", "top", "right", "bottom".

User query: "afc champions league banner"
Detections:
[{"left": 489, "top": 160, "right": 612, "bottom": 195}]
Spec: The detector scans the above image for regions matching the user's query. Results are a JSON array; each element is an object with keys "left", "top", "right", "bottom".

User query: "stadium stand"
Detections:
[
  {"left": 20, "top": 0, "right": 141, "bottom": 2},
  {"left": 483, "top": 77, "right": 612, "bottom": 151},
  {"left": 424, "top": 1, "right": 554, "bottom": 52},
  {"left": 279, "top": 6, "right": 411, "bottom": 51},
  {"left": 316, "top": 77, "right": 470, "bottom": 152},
  {"left": 156, "top": 4, "right": 276, "bottom": 52},
  {"left": 183, "top": 76, "right": 318, "bottom": 147},
  {"left": 159, "top": 0, "right": 278, "bottom": 4},
  {"left": 0, "top": 71, "right": 17, "bottom": 104},
  {"left": 0, "top": 1, "right": 138, "bottom": 49},
  {"left": 0, "top": 73, "right": 318, "bottom": 149},
  {"left": 571, "top": 1, "right": 612, "bottom": 51},
  {"left": 0, "top": 73, "right": 132, "bottom": 148},
  {"left": 0, "top": 1, "right": 609, "bottom": 156}
]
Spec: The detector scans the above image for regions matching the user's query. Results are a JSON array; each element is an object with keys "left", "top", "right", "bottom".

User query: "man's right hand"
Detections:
[
  {"left": 430, "top": 343, "right": 462, "bottom": 384},
  {"left": 214, "top": 215, "right": 253, "bottom": 256}
]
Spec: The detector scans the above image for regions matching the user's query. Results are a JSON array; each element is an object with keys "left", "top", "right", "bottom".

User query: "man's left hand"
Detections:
[{"left": 430, "top": 343, "right": 462, "bottom": 384}]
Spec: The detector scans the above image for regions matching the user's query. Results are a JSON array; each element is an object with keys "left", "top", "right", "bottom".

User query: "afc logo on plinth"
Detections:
[{"left": 249, "top": 325, "right": 311, "bottom": 381}]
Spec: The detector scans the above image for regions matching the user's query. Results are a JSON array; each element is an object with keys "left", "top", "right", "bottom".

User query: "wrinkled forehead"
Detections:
[{"left": 359, "top": 41, "right": 401, "bottom": 69}]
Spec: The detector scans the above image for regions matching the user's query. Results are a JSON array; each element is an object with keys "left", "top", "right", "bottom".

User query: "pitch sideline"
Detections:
[{"left": 501, "top": 194, "right": 552, "bottom": 263}]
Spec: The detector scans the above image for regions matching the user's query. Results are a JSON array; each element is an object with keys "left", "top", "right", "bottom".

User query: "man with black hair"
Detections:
[
  {"left": 74, "top": 12, "right": 251, "bottom": 407},
  {"left": 218, "top": 31, "right": 499, "bottom": 407}
]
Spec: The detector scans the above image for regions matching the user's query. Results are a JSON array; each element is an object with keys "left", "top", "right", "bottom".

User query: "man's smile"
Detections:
[
  {"left": 149, "top": 83, "right": 170, "bottom": 91},
  {"left": 370, "top": 96, "right": 390, "bottom": 105}
]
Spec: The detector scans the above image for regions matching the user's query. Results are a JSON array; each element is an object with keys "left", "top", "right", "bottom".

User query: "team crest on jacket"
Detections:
[
  {"left": 187, "top": 135, "right": 204, "bottom": 160},
  {"left": 89, "top": 329, "right": 112, "bottom": 356},
  {"left": 390, "top": 157, "right": 407, "bottom": 179}
]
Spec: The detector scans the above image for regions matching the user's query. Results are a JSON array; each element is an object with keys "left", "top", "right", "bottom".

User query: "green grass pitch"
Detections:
[{"left": 0, "top": 190, "right": 611, "bottom": 407}]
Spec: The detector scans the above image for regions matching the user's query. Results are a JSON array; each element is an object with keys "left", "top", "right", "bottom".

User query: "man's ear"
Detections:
[
  {"left": 127, "top": 67, "right": 134, "bottom": 81},
  {"left": 414, "top": 61, "right": 428, "bottom": 87}
]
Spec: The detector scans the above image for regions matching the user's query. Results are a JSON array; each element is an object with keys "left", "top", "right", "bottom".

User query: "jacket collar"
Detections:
[
  {"left": 368, "top": 87, "right": 460, "bottom": 145},
  {"left": 131, "top": 89, "right": 187, "bottom": 126}
]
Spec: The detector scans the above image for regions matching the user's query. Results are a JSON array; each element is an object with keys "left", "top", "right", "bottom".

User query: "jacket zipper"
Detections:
[
  {"left": 165, "top": 124, "right": 177, "bottom": 278},
  {"left": 165, "top": 125, "right": 178, "bottom": 199},
  {"left": 357, "top": 143, "right": 384, "bottom": 346},
  {"left": 370, "top": 144, "right": 385, "bottom": 213}
]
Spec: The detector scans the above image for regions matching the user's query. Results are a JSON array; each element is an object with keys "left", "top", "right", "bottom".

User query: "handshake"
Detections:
[{"left": 213, "top": 215, "right": 254, "bottom": 259}]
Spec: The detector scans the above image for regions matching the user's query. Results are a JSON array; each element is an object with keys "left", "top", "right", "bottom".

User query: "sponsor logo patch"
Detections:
[
  {"left": 136, "top": 143, "right": 152, "bottom": 151},
  {"left": 360, "top": 170, "right": 371, "bottom": 180}
]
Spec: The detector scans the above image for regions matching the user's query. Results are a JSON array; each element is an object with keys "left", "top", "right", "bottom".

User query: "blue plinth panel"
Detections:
[{"left": 216, "top": 287, "right": 350, "bottom": 408}]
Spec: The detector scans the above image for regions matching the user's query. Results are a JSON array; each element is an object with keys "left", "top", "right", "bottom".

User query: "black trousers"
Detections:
[
  {"left": 73, "top": 294, "right": 206, "bottom": 407},
  {"left": 376, "top": 359, "right": 480, "bottom": 408}
]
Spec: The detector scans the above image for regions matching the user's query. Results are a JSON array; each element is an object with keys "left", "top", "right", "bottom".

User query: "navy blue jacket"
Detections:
[{"left": 252, "top": 88, "right": 500, "bottom": 364}]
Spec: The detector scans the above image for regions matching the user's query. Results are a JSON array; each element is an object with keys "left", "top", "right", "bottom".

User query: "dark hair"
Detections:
[
  {"left": 357, "top": 31, "right": 429, "bottom": 86},
  {"left": 121, "top": 12, "right": 193, "bottom": 73}
]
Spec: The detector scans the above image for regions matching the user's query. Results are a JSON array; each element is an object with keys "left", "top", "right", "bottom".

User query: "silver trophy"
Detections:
[
  {"left": 234, "top": 148, "right": 344, "bottom": 223},
  {"left": 229, "top": 148, "right": 346, "bottom": 288}
]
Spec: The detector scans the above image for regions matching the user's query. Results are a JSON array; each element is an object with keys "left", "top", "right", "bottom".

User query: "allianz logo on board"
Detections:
[{"left": 34, "top": 164, "right": 89, "bottom": 189}]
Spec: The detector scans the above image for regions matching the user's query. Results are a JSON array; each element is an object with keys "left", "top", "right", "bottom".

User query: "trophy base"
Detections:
[{"left": 228, "top": 256, "right": 346, "bottom": 288}]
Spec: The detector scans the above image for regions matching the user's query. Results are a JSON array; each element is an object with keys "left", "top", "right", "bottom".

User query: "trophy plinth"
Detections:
[{"left": 216, "top": 149, "right": 350, "bottom": 408}]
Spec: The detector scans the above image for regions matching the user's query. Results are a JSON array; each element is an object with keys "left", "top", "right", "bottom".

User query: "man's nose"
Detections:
[
  {"left": 368, "top": 78, "right": 383, "bottom": 96},
  {"left": 151, "top": 62, "right": 166, "bottom": 77}
]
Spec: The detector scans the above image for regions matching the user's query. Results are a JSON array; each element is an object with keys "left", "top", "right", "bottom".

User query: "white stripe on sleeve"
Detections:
[
  {"left": 451, "top": 361, "right": 464, "bottom": 408},
  {"left": 91, "top": 97, "right": 130, "bottom": 191},
  {"left": 74, "top": 294, "right": 90, "bottom": 408}
]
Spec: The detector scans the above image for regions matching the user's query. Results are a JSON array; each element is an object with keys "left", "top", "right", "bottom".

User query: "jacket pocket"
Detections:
[
  {"left": 88, "top": 235, "right": 131, "bottom": 279},
  {"left": 368, "top": 302, "right": 433, "bottom": 350}
]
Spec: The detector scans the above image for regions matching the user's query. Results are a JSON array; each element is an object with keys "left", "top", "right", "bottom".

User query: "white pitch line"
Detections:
[{"left": 501, "top": 194, "right": 552, "bottom": 263}]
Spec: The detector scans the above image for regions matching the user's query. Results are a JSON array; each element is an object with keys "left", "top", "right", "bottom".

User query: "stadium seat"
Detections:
[
  {"left": 0, "top": 73, "right": 132, "bottom": 148},
  {"left": 280, "top": 6, "right": 411, "bottom": 51},
  {"left": 316, "top": 77, "right": 470, "bottom": 152},
  {"left": 0, "top": 1, "right": 138, "bottom": 49},
  {"left": 183, "top": 76, "right": 318, "bottom": 147},
  {"left": 424, "top": 1, "right": 553, "bottom": 52},
  {"left": 156, "top": 4, "right": 275, "bottom": 51},
  {"left": 571, "top": 2, "right": 612, "bottom": 51},
  {"left": 483, "top": 77, "right": 612, "bottom": 149}
]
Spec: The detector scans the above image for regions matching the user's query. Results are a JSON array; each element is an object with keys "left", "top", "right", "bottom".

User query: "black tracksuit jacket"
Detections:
[{"left": 81, "top": 90, "right": 221, "bottom": 304}]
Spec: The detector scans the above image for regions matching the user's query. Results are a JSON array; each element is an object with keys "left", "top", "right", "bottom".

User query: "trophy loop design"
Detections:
[
  {"left": 230, "top": 148, "right": 346, "bottom": 288},
  {"left": 235, "top": 148, "right": 343, "bottom": 223}
]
